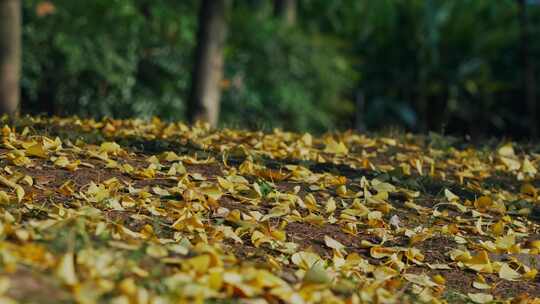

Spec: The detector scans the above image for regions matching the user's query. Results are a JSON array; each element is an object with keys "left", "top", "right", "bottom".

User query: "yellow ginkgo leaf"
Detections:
[
  {"left": 21, "top": 175, "right": 33, "bottom": 186},
  {"left": 465, "top": 251, "right": 493, "bottom": 273},
  {"left": 185, "top": 254, "right": 211, "bottom": 274},
  {"left": 432, "top": 274, "right": 446, "bottom": 285},
  {"left": 527, "top": 240, "right": 540, "bottom": 251},
  {"left": 371, "top": 179, "right": 396, "bottom": 193},
  {"left": 55, "top": 252, "right": 78, "bottom": 286},
  {"left": 0, "top": 175, "right": 24, "bottom": 202},
  {"left": 495, "top": 234, "right": 515, "bottom": 251},
  {"left": 269, "top": 229, "right": 286, "bottom": 242},
  {"left": 99, "top": 142, "right": 122, "bottom": 154},
  {"left": 58, "top": 181, "right": 75, "bottom": 196},
  {"left": 323, "top": 138, "right": 348, "bottom": 155},
  {"left": 26, "top": 143, "right": 48, "bottom": 158},
  {"left": 468, "top": 293, "right": 493, "bottom": 304},
  {"left": 523, "top": 269, "right": 537, "bottom": 280},
  {"left": 372, "top": 266, "right": 399, "bottom": 281},
  {"left": 498, "top": 263, "right": 520, "bottom": 281},
  {"left": 520, "top": 183, "right": 537, "bottom": 198},
  {"left": 472, "top": 274, "right": 491, "bottom": 290},
  {"left": 251, "top": 230, "right": 270, "bottom": 248},
  {"left": 444, "top": 189, "right": 460, "bottom": 202},
  {"left": 53, "top": 156, "right": 70, "bottom": 167},
  {"left": 490, "top": 221, "right": 505, "bottom": 236},
  {"left": 324, "top": 235, "right": 346, "bottom": 253},
  {"left": 199, "top": 184, "right": 223, "bottom": 201},
  {"left": 0, "top": 191, "right": 10, "bottom": 204},
  {"left": 522, "top": 157, "right": 537, "bottom": 176},
  {"left": 146, "top": 244, "right": 168, "bottom": 258},
  {"left": 403, "top": 273, "right": 438, "bottom": 287},
  {"left": 370, "top": 246, "right": 397, "bottom": 259},
  {"left": 303, "top": 262, "right": 331, "bottom": 284},
  {"left": 474, "top": 196, "right": 492, "bottom": 211},
  {"left": 15, "top": 186, "right": 24, "bottom": 202},
  {"left": 500, "top": 156, "right": 521, "bottom": 171},
  {"left": 498, "top": 144, "right": 515, "bottom": 157},
  {"left": 291, "top": 251, "right": 321, "bottom": 270},
  {"left": 325, "top": 197, "right": 336, "bottom": 214}
]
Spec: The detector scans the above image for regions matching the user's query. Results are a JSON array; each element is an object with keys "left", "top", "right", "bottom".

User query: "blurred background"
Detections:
[{"left": 10, "top": 0, "right": 540, "bottom": 138}]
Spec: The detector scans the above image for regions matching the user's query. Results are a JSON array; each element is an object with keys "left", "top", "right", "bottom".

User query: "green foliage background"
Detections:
[{"left": 21, "top": 0, "right": 540, "bottom": 136}]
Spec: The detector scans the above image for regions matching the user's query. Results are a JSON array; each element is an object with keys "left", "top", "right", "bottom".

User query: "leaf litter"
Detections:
[{"left": 0, "top": 117, "right": 538, "bottom": 303}]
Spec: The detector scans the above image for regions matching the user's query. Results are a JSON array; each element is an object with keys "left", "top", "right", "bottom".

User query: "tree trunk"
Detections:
[
  {"left": 0, "top": 0, "right": 21, "bottom": 117},
  {"left": 274, "top": 0, "right": 296, "bottom": 26},
  {"left": 518, "top": 0, "right": 537, "bottom": 138},
  {"left": 187, "top": 0, "right": 229, "bottom": 127},
  {"left": 355, "top": 89, "right": 366, "bottom": 132}
]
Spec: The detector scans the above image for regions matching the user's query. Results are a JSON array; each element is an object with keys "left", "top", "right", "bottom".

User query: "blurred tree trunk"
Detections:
[
  {"left": 188, "top": 0, "right": 229, "bottom": 127},
  {"left": 355, "top": 90, "right": 366, "bottom": 132},
  {"left": 274, "top": 0, "right": 296, "bottom": 26},
  {"left": 0, "top": 0, "right": 21, "bottom": 116},
  {"left": 517, "top": 0, "right": 537, "bottom": 138}
]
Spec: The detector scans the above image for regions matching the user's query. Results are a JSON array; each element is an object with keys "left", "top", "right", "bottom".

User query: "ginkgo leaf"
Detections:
[
  {"left": 0, "top": 175, "right": 24, "bottom": 202},
  {"left": 426, "top": 263, "right": 451, "bottom": 270},
  {"left": 504, "top": 158, "right": 522, "bottom": 171},
  {"left": 58, "top": 180, "right": 75, "bottom": 196},
  {"left": 251, "top": 230, "right": 270, "bottom": 248},
  {"left": 474, "top": 196, "right": 492, "bottom": 211},
  {"left": 303, "top": 262, "right": 331, "bottom": 284},
  {"left": 495, "top": 234, "right": 515, "bottom": 251},
  {"left": 468, "top": 293, "right": 493, "bottom": 304},
  {"left": 152, "top": 186, "right": 170, "bottom": 196},
  {"left": 15, "top": 186, "right": 24, "bottom": 202},
  {"left": 372, "top": 266, "right": 399, "bottom": 281},
  {"left": 523, "top": 269, "right": 537, "bottom": 280},
  {"left": 146, "top": 244, "right": 168, "bottom": 258},
  {"left": 0, "top": 191, "right": 10, "bottom": 204},
  {"left": 26, "top": 143, "right": 48, "bottom": 158},
  {"left": 520, "top": 183, "right": 537, "bottom": 197},
  {"left": 100, "top": 142, "right": 122, "bottom": 154},
  {"left": 371, "top": 180, "right": 396, "bottom": 193},
  {"left": 323, "top": 138, "right": 348, "bottom": 155},
  {"left": 465, "top": 251, "right": 493, "bottom": 273},
  {"left": 521, "top": 157, "right": 537, "bottom": 176},
  {"left": 291, "top": 251, "right": 321, "bottom": 270},
  {"left": 3, "top": 116, "right": 540, "bottom": 303},
  {"left": 324, "top": 235, "right": 345, "bottom": 253},
  {"left": 53, "top": 156, "right": 70, "bottom": 167},
  {"left": 370, "top": 247, "right": 396, "bottom": 259},
  {"left": 185, "top": 255, "right": 211, "bottom": 274},
  {"left": 444, "top": 189, "right": 460, "bottom": 202},
  {"left": 472, "top": 274, "right": 491, "bottom": 290},
  {"left": 302, "top": 213, "right": 325, "bottom": 225},
  {"left": 432, "top": 274, "right": 445, "bottom": 285},
  {"left": 85, "top": 182, "right": 110, "bottom": 203},
  {"left": 403, "top": 273, "right": 438, "bottom": 287},
  {"left": 498, "top": 263, "right": 520, "bottom": 281},
  {"left": 498, "top": 144, "right": 515, "bottom": 157},
  {"left": 325, "top": 197, "right": 336, "bottom": 214},
  {"left": 490, "top": 221, "right": 505, "bottom": 236},
  {"left": 56, "top": 252, "right": 78, "bottom": 286}
]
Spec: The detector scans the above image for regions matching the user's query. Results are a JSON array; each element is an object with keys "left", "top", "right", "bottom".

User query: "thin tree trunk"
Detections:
[
  {"left": 274, "top": 0, "right": 296, "bottom": 26},
  {"left": 355, "top": 89, "right": 366, "bottom": 132},
  {"left": 187, "top": 0, "right": 229, "bottom": 127},
  {"left": 0, "top": 0, "right": 21, "bottom": 116},
  {"left": 518, "top": 0, "right": 537, "bottom": 138}
]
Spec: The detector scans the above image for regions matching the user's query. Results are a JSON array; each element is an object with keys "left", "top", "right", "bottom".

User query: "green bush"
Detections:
[
  {"left": 222, "top": 6, "right": 357, "bottom": 132},
  {"left": 22, "top": 0, "right": 196, "bottom": 120},
  {"left": 19, "top": 0, "right": 540, "bottom": 137}
]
